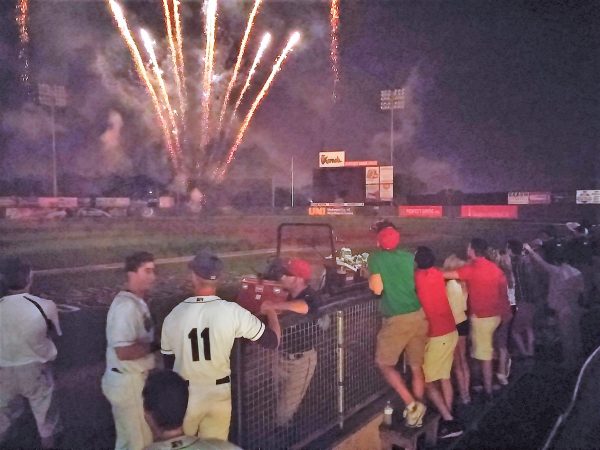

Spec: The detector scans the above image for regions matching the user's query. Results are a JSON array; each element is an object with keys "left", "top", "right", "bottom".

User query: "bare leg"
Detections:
[
  {"left": 378, "top": 363, "right": 415, "bottom": 406},
  {"left": 497, "top": 347, "right": 509, "bottom": 377},
  {"left": 453, "top": 337, "right": 470, "bottom": 403},
  {"left": 411, "top": 365, "right": 425, "bottom": 402},
  {"left": 425, "top": 382, "right": 453, "bottom": 421},
  {"left": 440, "top": 378, "right": 454, "bottom": 412},
  {"left": 525, "top": 328, "right": 535, "bottom": 356},
  {"left": 481, "top": 360, "right": 493, "bottom": 395},
  {"left": 512, "top": 332, "right": 528, "bottom": 357}
]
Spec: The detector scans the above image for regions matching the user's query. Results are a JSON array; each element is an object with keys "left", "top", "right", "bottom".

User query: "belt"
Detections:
[
  {"left": 283, "top": 352, "right": 306, "bottom": 361},
  {"left": 185, "top": 375, "right": 230, "bottom": 386}
]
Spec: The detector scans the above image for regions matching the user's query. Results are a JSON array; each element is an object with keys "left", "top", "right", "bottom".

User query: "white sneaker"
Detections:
[{"left": 403, "top": 401, "right": 426, "bottom": 428}]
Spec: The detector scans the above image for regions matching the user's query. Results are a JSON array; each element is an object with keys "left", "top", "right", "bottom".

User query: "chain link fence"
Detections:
[{"left": 231, "top": 288, "right": 389, "bottom": 449}]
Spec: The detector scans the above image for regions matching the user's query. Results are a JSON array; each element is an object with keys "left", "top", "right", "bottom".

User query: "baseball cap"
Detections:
[
  {"left": 282, "top": 258, "right": 312, "bottom": 281},
  {"left": 188, "top": 250, "right": 223, "bottom": 280},
  {"left": 377, "top": 227, "right": 400, "bottom": 250}
]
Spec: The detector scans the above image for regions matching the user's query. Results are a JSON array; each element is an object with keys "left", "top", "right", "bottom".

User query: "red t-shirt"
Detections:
[
  {"left": 414, "top": 267, "right": 456, "bottom": 337},
  {"left": 456, "top": 257, "right": 508, "bottom": 318}
]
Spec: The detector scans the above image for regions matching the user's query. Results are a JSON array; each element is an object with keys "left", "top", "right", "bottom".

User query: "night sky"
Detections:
[{"left": 0, "top": 0, "right": 597, "bottom": 194}]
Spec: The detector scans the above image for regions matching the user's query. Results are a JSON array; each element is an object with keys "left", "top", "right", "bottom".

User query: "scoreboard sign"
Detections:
[
  {"left": 399, "top": 205, "right": 443, "bottom": 218},
  {"left": 319, "top": 151, "right": 345, "bottom": 167}
]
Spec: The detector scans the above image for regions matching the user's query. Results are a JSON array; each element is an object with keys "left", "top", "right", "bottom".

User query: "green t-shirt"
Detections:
[{"left": 368, "top": 248, "right": 421, "bottom": 317}]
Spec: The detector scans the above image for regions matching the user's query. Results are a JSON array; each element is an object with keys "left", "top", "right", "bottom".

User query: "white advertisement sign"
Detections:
[
  {"left": 576, "top": 190, "right": 600, "bottom": 204},
  {"left": 319, "top": 151, "right": 345, "bottom": 168},
  {"left": 508, "top": 192, "right": 529, "bottom": 205},
  {"left": 365, "top": 166, "right": 380, "bottom": 184}
]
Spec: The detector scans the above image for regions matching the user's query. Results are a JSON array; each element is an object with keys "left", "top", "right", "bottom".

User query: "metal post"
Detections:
[
  {"left": 336, "top": 310, "right": 345, "bottom": 429},
  {"left": 291, "top": 157, "right": 294, "bottom": 208},
  {"left": 51, "top": 102, "right": 57, "bottom": 197},
  {"left": 390, "top": 107, "right": 394, "bottom": 167},
  {"left": 271, "top": 176, "right": 275, "bottom": 210}
]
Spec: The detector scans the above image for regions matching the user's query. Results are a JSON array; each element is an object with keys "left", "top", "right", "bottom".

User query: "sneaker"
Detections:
[
  {"left": 496, "top": 372, "right": 509, "bottom": 386},
  {"left": 403, "top": 401, "right": 426, "bottom": 428},
  {"left": 438, "top": 420, "right": 464, "bottom": 439}
]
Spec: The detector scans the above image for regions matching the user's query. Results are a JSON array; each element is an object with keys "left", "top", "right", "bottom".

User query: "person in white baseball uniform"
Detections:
[
  {"left": 102, "top": 251, "right": 159, "bottom": 450},
  {"left": 0, "top": 258, "right": 62, "bottom": 449},
  {"left": 161, "top": 250, "right": 281, "bottom": 441},
  {"left": 142, "top": 369, "right": 240, "bottom": 450}
]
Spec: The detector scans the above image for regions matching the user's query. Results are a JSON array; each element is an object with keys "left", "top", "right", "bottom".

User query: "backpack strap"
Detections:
[{"left": 24, "top": 295, "right": 54, "bottom": 333}]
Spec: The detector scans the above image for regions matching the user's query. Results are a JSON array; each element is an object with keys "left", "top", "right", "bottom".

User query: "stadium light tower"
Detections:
[
  {"left": 380, "top": 88, "right": 405, "bottom": 168},
  {"left": 38, "top": 83, "right": 67, "bottom": 197}
]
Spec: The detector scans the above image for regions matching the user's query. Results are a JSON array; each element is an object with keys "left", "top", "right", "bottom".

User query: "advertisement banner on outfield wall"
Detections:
[
  {"left": 319, "top": 151, "right": 345, "bottom": 167},
  {"left": 528, "top": 192, "right": 552, "bottom": 204},
  {"left": 399, "top": 206, "right": 443, "bottom": 218},
  {"left": 460, "top": 205, "right": 518, "bottom": 219},
  {"left": 576, "top": 190, "right": 600, "bottom": 204}
]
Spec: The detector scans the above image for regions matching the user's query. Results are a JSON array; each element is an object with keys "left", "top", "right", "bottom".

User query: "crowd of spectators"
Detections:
[{"left": 368, "top": 219, "right": 600, "bottom": 439}]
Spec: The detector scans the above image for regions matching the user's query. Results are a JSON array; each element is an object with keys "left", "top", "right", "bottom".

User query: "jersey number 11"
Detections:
[{"left": 188, "top": 328, "right": 211, "bottom": 361}]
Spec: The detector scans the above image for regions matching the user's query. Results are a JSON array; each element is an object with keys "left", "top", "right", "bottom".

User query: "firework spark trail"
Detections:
[
  {"left": 230, "top": 32, "right": 271, "bottom": 122},
  {"left": 140, "top": 29, "right": 181, "bottom": 157},
  {"left": 162, "top": 0, "right": 185, "bottom": 116},
  {"left": 330, "top": 0, "right": 340, "bottom": 100},
  {"left": 107, "top": 0, "right": 178, "bottom": 168},
  {"left": 173, "top": 0, "right": 187, "bottom": 104},
  {"left": 199, "top": 0, "right": 218, "bottom": 155},
  {"left": 216, "top": 32, "right": 301, "bottom": 181},
  {"left": 217, "top": 0, "right": 262, "bottom": 131},
  {"left": 16, "top": 0, "right": 30, "bottom": 85}
]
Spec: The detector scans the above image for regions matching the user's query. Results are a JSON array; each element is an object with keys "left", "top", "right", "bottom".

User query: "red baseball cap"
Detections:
[
  {"left": 377, "top": 227, "right": 400, "bottom": 250},
  {"left": 282, "top": 258, "right": 312, "bottom": 280}
]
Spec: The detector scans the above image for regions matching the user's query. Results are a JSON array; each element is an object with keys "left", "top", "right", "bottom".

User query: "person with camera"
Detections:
[{"left": 523, "top": 242, "right": 584, "bottom": 371}]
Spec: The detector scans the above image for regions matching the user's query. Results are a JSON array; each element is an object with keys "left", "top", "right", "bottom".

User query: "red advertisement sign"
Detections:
[
  {"left": 460, "top": 205, "right": 518, "bottom": 219},
  {"left": 398, "top": 205, "right": 443, "bottom": 218}
]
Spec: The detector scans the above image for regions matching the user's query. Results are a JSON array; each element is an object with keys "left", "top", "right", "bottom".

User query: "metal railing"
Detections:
[{"left": 231, "top": 287, "right": 389, "bottom": 449}]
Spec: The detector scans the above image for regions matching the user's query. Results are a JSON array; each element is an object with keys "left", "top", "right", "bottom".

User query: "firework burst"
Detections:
[
  {"left": 107, "top": 0, "right": 179, "bottom": 168},
  {"left": 231, "top": 32, "right": 271, "bottom": 122},
  {"left": 140, "top": 29, "right": 181, "bottom": 159},
  {"left": 162, "top": 0, "right": 185, "bottom": 115},
  {"left": 330, "top": 0, "right": 340, "bottom": 100},
  {"left": 16, "top": 0, "right": 30, "bottom": 86},
  {"left": 216, "top": 32, "right": 301, "bottom": 181},
  {"left": 199, "top": 0, "right": 218, "bottom": 157},
  {"left": 106, "top": 0, "right": 303, "bottom": 182},
  {"left": 217, "top": 0, "right": 262, "bottom": 131}
]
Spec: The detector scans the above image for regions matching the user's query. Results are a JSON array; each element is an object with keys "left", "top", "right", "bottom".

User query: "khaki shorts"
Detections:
[
  {"left": 376, "top": 309, "right": 428, "bottom": 368},
  {"left": 423, "top": 331, "right": 458, "bottom": 382},
  {"left": 470, "top": 315, "right": 501, "bottom": 361}
]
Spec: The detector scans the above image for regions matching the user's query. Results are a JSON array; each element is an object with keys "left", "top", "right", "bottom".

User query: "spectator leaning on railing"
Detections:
[
  {"left": 444, "top": 238, "right": 507, "bottom": 401},
  {"left": 260, "top": 257, "right": 320, "bottom": 427},
  {"left": 368, "top": 221, "right": 429, "bottom": 428}
]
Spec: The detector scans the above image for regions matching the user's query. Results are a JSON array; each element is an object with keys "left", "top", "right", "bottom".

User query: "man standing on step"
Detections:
[{"left": 368, "top": 222, "right": 429, "bottom": 428}]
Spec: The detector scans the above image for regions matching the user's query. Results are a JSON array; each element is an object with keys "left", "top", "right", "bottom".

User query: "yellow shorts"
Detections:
[
  {"left": 376, "top": 309, "right": 428, "bottom": 368},
  {"left": 423, "top": 331, "right": 458, "bottom": 382},
  {"left": 470, "top": 315, "right": 501, "bottom": 361}
]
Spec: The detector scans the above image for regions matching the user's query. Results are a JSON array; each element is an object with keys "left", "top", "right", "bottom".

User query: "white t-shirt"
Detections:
[
  {"left": 144, "top": 435, "right": 241, "bottom": 450},
  {"left": 445, "top": 280, "right": 468, "bottom": 325},
  {"left": 0, "top": 293, "right": 62, "bottom": 366},
  {"left": 161, "top": 296, "right": 265, "bottom": 384},
  {"left": 105, "top": 290, "right": 156, "bottom": 373}
]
